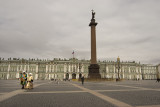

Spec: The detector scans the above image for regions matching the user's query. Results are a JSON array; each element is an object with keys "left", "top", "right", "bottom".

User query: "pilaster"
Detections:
[{"left": 7, "top": 62, "right": 10, "bottom": 79}]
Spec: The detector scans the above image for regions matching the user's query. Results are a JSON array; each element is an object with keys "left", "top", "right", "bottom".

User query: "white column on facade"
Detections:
[
  {"left": 122, "top": 66, "right": 124, "bottom": 79},
  {"left": 50, "top": 64, "right": 52, "bottom": 72},
  {"left": 119, "top": 66, "right": 121, "bottom": 79},
  {"left": 27, "top": 63, "right": 30, "bottom": 72},
  {"left": 24, "top": 64, "right": 26, "bottom": 71},
  {"left": 49, "top": 74, "right": 51, "bottom": 80},
  {"left": 71, "top": 64, "right": 72, "bottom": 72},
  {"left": 36, "top": 64, "right": 38, "bottom": 73},
  {"left": 81, "top": 64, "right": 84, "bottom": 72},
  {"left": 64, "top": 64, "right": 66, "bottom": 73},
  {"left": 113, "top": 65, "right": 115, "bottom": 73},
  {"left": 71, "top": 64, "right": 73, "bottom": 72},
  {"left": 113, "top": 65, "right": 116, "bottom": 78},
  {"left": 7, "top": 63, "right": 10, "bottom": 79},
  {"left": 77, "top": 64, "right": 79, "bottom": 73},
  {"left": 20, "top": 64, "right": 22, "bottom": 71},
  {"left": 77, "top": 67, "right": 79, "bottom": 73},
  {"left": 76, "top": 73, "right": 79, "bottom": 79},
  {"left": 129, "top": 75, "right": 131, "bottom": 79},
  {"left": 69, "top": 74, "right": 72, "bottom": 79},
  {"left": 16, "top": 65, "right": 19, "bottom": 78},
  {"left": 35, "top": 74, "right": 38, "bottom": 80},
  {"left": 45, "top": 64, "right": 49, "bottom": 80},
  {"left": 52, "top": 74, "right": 54, "bottom": 79},
  {"left": 17, "top": 65, "right": 19, "bottom": 72},
  {"left": 106, "top": 65, "right": 108, "bottom": 73},
  {"left": 73, "top": 64, "right": 75, "bottom": 72},
  {"left": 52, "top": 64, "right": 54, "bottom": 72},
  {"left": 122, "top": 73, "right": 124, "bottom": 79},
  {"left": 121, "top": 66, "right": 123, "bottom": 79},
  {"left": 69, "top": 64, "right": 70, "bottom": 72},
  {"left": 140, "top": 75, "right": 142, "bottom": 80},
  {"left": 136, "top": 75, "right": 139, "bottom": 80},
  {"left": 74, "top": 64, "right": 76, "bottom": 72},
  {"left": 64, "top": 73, "right": 66, "bottom": 79},
  {"left": 63, "top": 63, "right": 65, "bottom": 72},
  {"left": 73, "top": 64, "right": 74, "bottom": 72},
  {"left": 35, "top": 64, "right": 39, "bottom": 80},
  {"left": 129, "top": 66, "right": 131, "bottom": 80},
  {"left": 54, "top": 74, "right": 57, "bottom": 79},
  {"left": 129, "top": 66, "right": 131, "bottom": 79},
  {"left": 49, "top": 64, "right": 51, "bottom": 72},
  {"left": 113, "top": 74, "right": 115, "bottom": 78},
  {"left": 139, "top": 67, "right": 141, "bottom": 73},
  {"left": 55, "top": 64, "right": 57, "bottom": 72},
  {"left": 138, "top": 66, "right": 141, "bottom": 80},
  {"left": 138, "top": 74, "right": 141, "bottom": 80},
  {"left": 136, "top": 67, "right": 138, "bottom": 73},
  {"left": 46, "top": 64, "right": 48, "bottom": 73},
  {"left": 122, "top": 66, "right": 124, "bottom": 72}
]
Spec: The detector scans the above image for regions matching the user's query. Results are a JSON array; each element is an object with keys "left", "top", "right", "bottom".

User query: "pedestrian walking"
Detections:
[
  {"left": 156, "top": 78, "right": 160, "bottom": 82},
  {"left": 81, "top": 76, "right": 84, "bottom": 85}
]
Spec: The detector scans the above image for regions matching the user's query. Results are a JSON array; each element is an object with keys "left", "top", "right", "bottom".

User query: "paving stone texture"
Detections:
[{"left": 0, "top": 80, "right": 160, "bottom": 107}]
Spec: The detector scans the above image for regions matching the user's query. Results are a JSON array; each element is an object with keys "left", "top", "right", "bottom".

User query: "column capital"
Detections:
[{"left": 89, "top": 19, "right": 97, "bottom": 26}]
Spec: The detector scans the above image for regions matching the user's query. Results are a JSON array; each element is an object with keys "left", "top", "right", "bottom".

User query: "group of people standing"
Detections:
[{"left": 19, "top": 71, "right": 33, "bottom": 89}]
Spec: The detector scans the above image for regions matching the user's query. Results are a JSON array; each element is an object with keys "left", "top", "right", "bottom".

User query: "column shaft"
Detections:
[{"left": 91, "top": 26, "right": 97, "bottom": 64}]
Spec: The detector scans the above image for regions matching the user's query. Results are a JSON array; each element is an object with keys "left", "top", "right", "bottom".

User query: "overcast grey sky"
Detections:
[{"left": 0, "top": 0, "right": 160, "bottom": 65}]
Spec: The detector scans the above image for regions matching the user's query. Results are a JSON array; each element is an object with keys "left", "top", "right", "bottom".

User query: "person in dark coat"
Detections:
[
  {"left": 81, "top": 76, "right": 84, "bottom": 85},
  {"left": 156, "top": 78, "right": 160, "bottom": 82}
]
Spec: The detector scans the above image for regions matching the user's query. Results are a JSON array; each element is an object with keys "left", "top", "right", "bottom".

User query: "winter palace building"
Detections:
[{"left": 0, "top": 58, "right": 160, "bottom": 80}]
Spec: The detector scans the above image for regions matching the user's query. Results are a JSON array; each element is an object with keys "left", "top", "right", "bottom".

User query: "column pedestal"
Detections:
[{"left": 88, "top": 64, "right": 101, "bottom": 79}]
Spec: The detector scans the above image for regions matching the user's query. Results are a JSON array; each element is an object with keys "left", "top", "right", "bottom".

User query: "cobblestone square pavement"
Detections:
[{"left": 0, "top": 80, "right": 160, "bottom": 107}]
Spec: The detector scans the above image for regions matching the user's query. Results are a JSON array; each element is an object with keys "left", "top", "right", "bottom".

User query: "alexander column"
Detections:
[{"left": 88, "top": 10, "right": 101, "bottom": 79}]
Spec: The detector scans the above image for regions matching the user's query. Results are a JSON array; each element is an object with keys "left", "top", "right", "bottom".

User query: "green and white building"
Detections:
[{"left": 0, "top": 58, "right": 159, "bottom": 80}]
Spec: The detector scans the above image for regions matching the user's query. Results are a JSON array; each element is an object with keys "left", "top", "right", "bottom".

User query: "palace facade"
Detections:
[{"left": 0, "top": 58, "right": 159, "bottom": 80}]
